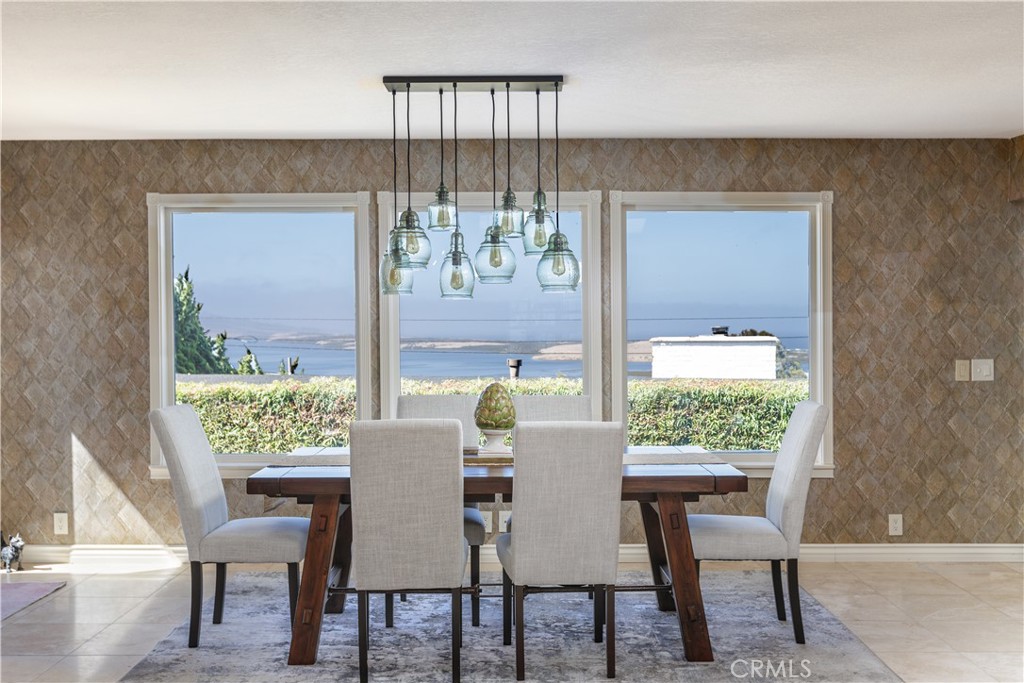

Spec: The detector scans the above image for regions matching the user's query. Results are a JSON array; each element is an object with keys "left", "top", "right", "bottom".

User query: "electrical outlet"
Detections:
[
  {"left": 498, "top": 510, "right": 513, "bottom": 533},
  {"left": 480, "top": 510, "right": 493, "bottom": 534},
  {"left": 53, "top": 512, "right": 69, "bottom": 535},
  {"left": 971, "top": 358, "right": 994, "bottom": 381},
  {"left": 954, "top": 360, "right": 970, "bottom": 381},
  {"left": 888, "top": 514, "right": 903, "bottom": 536}
]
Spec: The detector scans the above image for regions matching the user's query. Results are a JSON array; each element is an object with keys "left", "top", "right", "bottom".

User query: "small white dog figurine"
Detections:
[{"left": 1, "top": 532, "right": 25, "bottom": 572}]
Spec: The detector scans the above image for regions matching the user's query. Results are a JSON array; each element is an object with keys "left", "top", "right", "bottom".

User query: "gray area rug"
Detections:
[
  {"left": 122, "top": 570, "right": 899, "bottom": 682},
  {"left": 0, "top": 580, "right": 66, "bottom": 620}
]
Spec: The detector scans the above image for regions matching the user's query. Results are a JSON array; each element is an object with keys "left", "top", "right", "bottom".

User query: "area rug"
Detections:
[
  {"left": 122, "top": 571, "right": 899, "bottom": 682},
  {"left": 0, "top": 580, "right": 66, "bottom": 620}
]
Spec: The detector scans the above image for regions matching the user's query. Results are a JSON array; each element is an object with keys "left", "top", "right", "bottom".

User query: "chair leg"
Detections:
[
  {"left": 451, "top": 588, "right": 462, "bottom": 683},
  {"left": 385, "top": 592, "right": 394, "bottom": 628},
  {"left": 502, "top": 569, "right": 512, "bottom": 646},
  {"left": 606, "top": 585, "right": 616, "bottom": 679},
  {"left": 593, "top": 585, "right": 605, "bottom": 643},
  {"left": 358, "top": 591, "right": 369, "bottom": 683},
  {"left": 400, "top": 593, "right": 407, "bottom": 602},
  {"left": 287, "top": 562, "right": 299, "bottom": 623},
  {"left": 695, "top": 558, "right": 700, "bottom": 579},
  {"left": 515, "top": 585, "right": 525, "bottom": 681},
  {"left": 212, "top": 563, "right": 226, "bottom": 624},
  {"left": 188, "top": 561, "right": 203, "bottom": 648},
  {"left": 470, "top": 544, "right": 481, "bottom": 627},
  {"left": 787, "top": 559, "right": 805, "bottom": 644},
  {"left": 771, "top": 560, "right": 787, "bottom": 621}
]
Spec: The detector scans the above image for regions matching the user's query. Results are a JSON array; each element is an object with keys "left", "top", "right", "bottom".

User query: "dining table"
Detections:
[{"left": 246, "top": 447, "right": 747, "bottom": 665}]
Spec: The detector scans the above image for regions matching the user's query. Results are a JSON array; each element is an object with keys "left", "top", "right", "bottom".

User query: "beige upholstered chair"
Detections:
[
  {"left": 511, "top": 394, "right": 592, "bottom": 422},
  {"left": 497, "top": 421, "right": 624, "bottom": 680},
  {"left": 149, "top": 405, "right": 309, "bottom": 648},
  {"left": 687, "top": 400, "right": 829, "bottom": 643},
  {"left": 395, "top": 394, "right": 486, "bottom": 625},
  {"left": 350, "top": 419, "right": 467, "bottom": 683}
]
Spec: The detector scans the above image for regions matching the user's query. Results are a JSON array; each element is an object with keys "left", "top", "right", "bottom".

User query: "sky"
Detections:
[{"left": 172, "top": 207, "right": 810, "bottom": 349}]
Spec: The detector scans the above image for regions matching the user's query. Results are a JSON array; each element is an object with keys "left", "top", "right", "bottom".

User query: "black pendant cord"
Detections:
[
  {"left": 392, "top": 88, "right": 397, "bottom": 232},
  {"left": 453, "top": 82, "right": 460, "bottom": 235},
  {"left": 491, "top": 88, "right": 497, "bottom": 214},
  {"left": 438, "top": 88, "right": 445, "bottom": 186},
  {"left": 554, "top": 82, "right": 560, "bottom": 234},
  {"left": 405, "top": 82, "right": 412, "bottom": 213},
  {"left": 505, "top": 82, "right": 512, "bottom": 193},
  {"left": 535, "top": 88, "right": 541, "bottom": 193}
]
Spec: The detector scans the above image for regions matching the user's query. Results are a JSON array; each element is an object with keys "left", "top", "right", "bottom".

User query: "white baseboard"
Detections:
[{"left": 23, "top": 542, "right": 1023, "bottom": 571}]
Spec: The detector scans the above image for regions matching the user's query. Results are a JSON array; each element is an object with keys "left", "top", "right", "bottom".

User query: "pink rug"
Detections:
[{"left": 1, "top": 580, "right": 66, "bottom": 620}]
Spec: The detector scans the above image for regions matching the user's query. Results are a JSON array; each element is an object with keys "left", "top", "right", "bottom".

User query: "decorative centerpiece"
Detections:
[{"left": 474, "top": 382, "right": 516, "bottom": 454}]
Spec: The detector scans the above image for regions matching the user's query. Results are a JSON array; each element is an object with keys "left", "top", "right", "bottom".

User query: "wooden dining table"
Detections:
[{"left": 247, "top": 452, "right": 747, "bottom": 665}]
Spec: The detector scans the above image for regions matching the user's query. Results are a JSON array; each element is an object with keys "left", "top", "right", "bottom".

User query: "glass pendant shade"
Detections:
[
  {"left": 522, "top": 190, "right": 553, "bottom": 257},
  {"left": 440, "top": 231, "right": 476, "bottom": 298},
  {"left": 537, "top": 231, "right": 580, "bottom": 292},
  {"left": 395, "top": 209, "right": 431, "bottom": 269},
  {"left": 495, "top": 189, "right": 525, "bottom": 239},
  {"left": 380, "top": 229, "right": 414, "bottom": 295},
  {"left": 474, "top": 225, "right": 516, "bottom": 283},
  {"left": 427, "top": 184, "right": 457, "bottom": 231}
]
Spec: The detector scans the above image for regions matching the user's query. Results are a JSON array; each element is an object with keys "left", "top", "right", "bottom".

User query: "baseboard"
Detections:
[{"left": 22, "top": 542, "right": 1023, "bottom": 571}]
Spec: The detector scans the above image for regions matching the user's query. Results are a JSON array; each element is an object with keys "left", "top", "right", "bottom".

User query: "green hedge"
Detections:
[{"left": 176, "top": 377, "right": 807, "bottom": 453}]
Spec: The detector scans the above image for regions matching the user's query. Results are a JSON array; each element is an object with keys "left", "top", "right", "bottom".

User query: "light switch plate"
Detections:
[
  {"left": 971, "top": 358, "right": 994, "bottom": 381},
  {"left": 53, "top": 512, "right": 69, "bottom": 535},
  {"left": 480, "top": 510, "right": 493, "bottom": 534},
  {"left": 498, "top": 510, "right": 513, "bottom": 533},
  {"left": 954, "top": 360, "right": 970, "bottom": 381}
]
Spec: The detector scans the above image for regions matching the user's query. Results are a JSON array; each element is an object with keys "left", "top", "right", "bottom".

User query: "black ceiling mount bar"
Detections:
[{"left": 383, "top": 75, "right": 563, "bottom": 93}]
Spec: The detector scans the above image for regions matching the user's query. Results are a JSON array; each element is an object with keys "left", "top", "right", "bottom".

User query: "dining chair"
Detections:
[
  {"left": 149, "top": 404, "right": 309, "bottom": 647},
  {"left": 350, "top": 419, "right": 466, "bottom": 683},
  {"left": 687, "top": 400, "right": 829, "bottom": 643},
  {"left": 511, "top": 394, "right": 592, "bottom": 422},
  {"left": 395, "top": 394, "right": 486, "bottom": 626},
  {"left": 497, "top": 421, "right": 624, "bottom": 680}
]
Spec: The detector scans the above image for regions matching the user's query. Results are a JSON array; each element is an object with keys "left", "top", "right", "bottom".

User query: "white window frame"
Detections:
[
  {"left": 147, "top": 192, "right": 373, "bottom": 478},
  {"left": 379, "top": 190, "right": 603, "bottom": 420},
  {"left": 610, "top": 191, "right": 834, "bottom": 478}
]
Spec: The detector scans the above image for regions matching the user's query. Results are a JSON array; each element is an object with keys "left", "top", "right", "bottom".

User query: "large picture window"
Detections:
[
  {"left": 611, "top": 191, "right": 833, "bottom": 476},
  {"left": 147, "top": 193, "right": 372, "bottom": 476},
  {"left": 379, "top": 191, "right": 602, "bottom": 419}
]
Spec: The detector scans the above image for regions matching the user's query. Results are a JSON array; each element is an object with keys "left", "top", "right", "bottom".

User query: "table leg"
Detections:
[
  {"left": 288, "top": 494, "right": 340, "bottom": 665},
  {"left": 325, "top": 504, "right": 352, "bottom": 614},
  {"left": 656, "top": 492, "right": 713, "bottom": 662},
  {"left": 639, "top": 502, "right": 675, "bottom": 612}
]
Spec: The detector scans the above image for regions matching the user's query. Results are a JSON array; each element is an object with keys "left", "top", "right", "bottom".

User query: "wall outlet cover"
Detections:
[
  {"left": 479, "top": 510, "right": 493, "bottom": 533},
  {"left": 498, "top": 510, "right": 513, "bottom": 533},
  {"left": 888, "top": 514, "right": 903, "bottom": 536},
  {"left": 53, "top": 512, "right": 69, "bottom": 535},
  {"left": 971, "top": 358, "right": 994, "bottom": 381}
]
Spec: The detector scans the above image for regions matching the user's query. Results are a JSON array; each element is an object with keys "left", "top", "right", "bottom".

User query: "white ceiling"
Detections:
[{"left": 2, "top": 1, "right": 1022, "bottom": 140}]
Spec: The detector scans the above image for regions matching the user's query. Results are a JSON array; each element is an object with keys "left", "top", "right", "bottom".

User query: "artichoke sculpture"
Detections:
[{"left": 475, "top": 383, "right": 516, "bottom": 454}]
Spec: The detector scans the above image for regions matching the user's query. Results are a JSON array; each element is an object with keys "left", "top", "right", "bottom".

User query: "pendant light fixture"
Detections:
[
  {"left": 495, "top": 82, "right": 525, "bottom": 239},
  {"left": 475, "top": 89, "right": 516, "bottom": 283},
  {"left": 380, "top": 88, "right": 414, "bottom": 295},
  {"left": 395, "top": 82, "right": 431, "bottom": 269},
  {"left": 522, "top": 88, "right": 554, "bottom": 257},
  {"left": 537, "top": 81, "right": 580, "bottom": 292},
  {"left": 427, "top": 88, "right": 456, "bottom": 231},
  {"left": 439, "top": 82, "right": 476, "bottom": 299}
]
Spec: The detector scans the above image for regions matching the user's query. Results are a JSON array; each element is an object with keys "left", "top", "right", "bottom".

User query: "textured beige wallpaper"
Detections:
[{"left": 2, "top": 138, "right": 1021, "bottom": 547}]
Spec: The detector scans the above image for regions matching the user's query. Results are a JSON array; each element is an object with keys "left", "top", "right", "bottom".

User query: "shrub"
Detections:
[{"left": 176, "top": 376, "right": 807, "bottom": 453}]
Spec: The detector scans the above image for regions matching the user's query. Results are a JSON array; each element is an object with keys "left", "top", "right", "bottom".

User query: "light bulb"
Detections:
[
  {"left": 489, "top": 245, "right": 503, "bottom": 268},
  {"left": 437, "top": 205, "right": 451, "bottom": 228},
  {"left": 387, "top": 263, "right": 403, "bottom": 287},
  {"left": 450, "top": 268, "right": 464, "bottom": 290},
  {"left": 533, "top": 222, "right": 547, "bottom": 248},
  {"left": 552, "top": 253, "right": 566, "bottom": 276},
  {"left": 499, "top": 211, "right": 513, "bottom": 234},
  {"left": 405, "top": 231, "right": 420, "bottom": 254}
]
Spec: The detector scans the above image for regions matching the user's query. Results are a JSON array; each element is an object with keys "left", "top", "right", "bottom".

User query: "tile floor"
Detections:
[{"left": 1, "top": 560, "right": 1021, "bottom": 682}]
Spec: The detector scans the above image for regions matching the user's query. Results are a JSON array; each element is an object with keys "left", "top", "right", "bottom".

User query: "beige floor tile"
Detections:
[
  {"left": 867, "top": 574, "right": 971, "bottom": 599},
  {"left": 0, "top": 655, "right": 62, "bottom": 683},
  {"left": 962, "top": 652, "right": 1024, "bottom": 682},
  {"left": 0, "top": 572, "right": 88, "bottom": 587},
  {"left": 1002, "top": 563, "right": 1023, "bottom": 574},
  {"left": 812, "top": 592, "right": 909, "bottom": 622},
  {"left": 0, "top": 623, "right": 107, "bottom": 656},
  {"left": 70, "top": 623, "right": 175, "bottom": 656},
  {"left": 31, "top": 655, "right": 141, "bottom": 683},
  {"left": 115, "top": 596, "right": 190, "bottom": 625},
  {"left": 66, "top": 576, "right": 173, "bottom": 599},
  {"left": 883, "top": 592, "right": 1011, "bottom": 622},
  {"left": 924, "top": 618, "right": 1024, "bottom": 653},
  {"left": 941, "top": 571, "right": 1024, "bottom": 595},
  {"left": 842, "top": 619, "right": 951, "bottom": 653},
  {"left": 881, "top": 652, "right": 998, "bottom": 682},
  {"left": 4, "top": 596, "right": 144, "bottom": 625},
  {"left": 996, "top": 602, "right": 1023, "bottom": 621}
]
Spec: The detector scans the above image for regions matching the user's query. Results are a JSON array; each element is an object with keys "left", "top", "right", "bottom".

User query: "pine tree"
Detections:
[
  {"left": 236, "top": 347, "right": 263, "bottom": 375},
  {"left": 173, "top": 269, "right": 237, "bottom": 375}
]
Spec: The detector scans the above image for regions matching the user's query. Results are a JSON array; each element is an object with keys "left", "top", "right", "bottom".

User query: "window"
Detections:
[
  {"left": 379, "top": 191, "right": 602, "bottom": 419},
  {"left": 147, "top": 193, "right": 372, "bottom": 476},
  {"left": 610, "top": 191, "right": 833, "bottom": 476}
]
